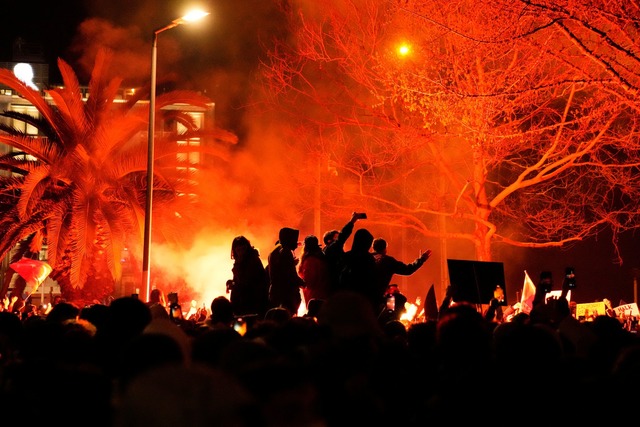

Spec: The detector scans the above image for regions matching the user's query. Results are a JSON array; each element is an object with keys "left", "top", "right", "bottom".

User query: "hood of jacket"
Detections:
[
  {"left": 351, "top": 228, "right": 374, "bottom": 252},
  {"left": 278, "top": 227, "right": 300, "bottom": 251}
]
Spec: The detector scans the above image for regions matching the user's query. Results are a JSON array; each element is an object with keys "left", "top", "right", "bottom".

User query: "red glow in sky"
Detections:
[{"left": 2, "top": 0, "right": 639, "bottom": 309}]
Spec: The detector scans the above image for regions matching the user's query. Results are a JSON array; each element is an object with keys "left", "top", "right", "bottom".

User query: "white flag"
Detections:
[{"left": 520, "top": 270, "right": 537, "bottom": 315}]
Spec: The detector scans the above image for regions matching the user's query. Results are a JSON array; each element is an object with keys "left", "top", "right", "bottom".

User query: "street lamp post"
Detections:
[{"left": 142, "top": 10, "right": 209, "bottom": 302}]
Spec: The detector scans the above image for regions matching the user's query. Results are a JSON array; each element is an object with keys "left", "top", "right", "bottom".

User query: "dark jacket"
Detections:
[
  {"left": 300, "top": 241, "right": 331, "bottom": 302},
  {"left": 268, "top": 227, "right": 305, "bottom": 314},
  {"left": 230, "top": 246, "right": 270, "bottom": 318},
  {"left": 373, "top": 252, "right": 425, "bottom": 297},
  {"left": 338, "top": 229, "right": 378, "bottom": 312},
  {"left": 323, "top": 220, "right": 355, "bottom": 295}
]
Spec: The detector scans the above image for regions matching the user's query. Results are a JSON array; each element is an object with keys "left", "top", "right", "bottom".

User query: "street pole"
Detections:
[{"left": 141, "top": 10, "right": 209, "bottom": 302}]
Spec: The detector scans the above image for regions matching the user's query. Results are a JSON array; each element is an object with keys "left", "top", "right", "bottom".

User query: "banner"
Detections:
[
  {"left": 9, "top": 258, "right": 51, "bottom": 290},
  {"left": 519, "top": 270, "right": 536, "bottom": 314},
  {"left": 614, "top": 302, "right": 639, "bottom": 317},
  {"left": 575, "top": 301, "right": 606, "bottom": 320},
  {"left": 9, "top": 257, "right": 52, "bottom": 295}
]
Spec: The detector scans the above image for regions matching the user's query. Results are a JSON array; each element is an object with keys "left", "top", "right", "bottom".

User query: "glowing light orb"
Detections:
[
  {"left": 397, "top": 44, "right": 411, "bottom": 57},
  {"left": 13, "top": 63, "right": 38, "bottom": 90},
  {"left": 182, "top": 10, "right": 210, "bottom": 22}
]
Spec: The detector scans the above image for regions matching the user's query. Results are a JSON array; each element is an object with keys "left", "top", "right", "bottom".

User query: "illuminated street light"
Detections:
[
  {"left": 142, "top": 9, "right": 209, "bottom": 302},
  {"left": 397, "top": 43, "right": 411, "bottom": 57}
]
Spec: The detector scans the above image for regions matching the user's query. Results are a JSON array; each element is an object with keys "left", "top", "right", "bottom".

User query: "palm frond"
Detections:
[
  {"left": 98, "top": 196, "right": 133, "bottom": 284},
  {"left": 86, "top": 50, "right": 124, "bottom": 118},
  {"left": 0, "top": 111, "right": 57, "bottom": 139},
  {"left": 68, "top": 190, "right": 92, "bottom": 289},
  {"left": 0, "top": 50, "right": 238, "bottom": 298},
  {"left": 51, "top": 58, "right": 89, "bottom": 136},
  {"left": 17, "top": 165, "right": 51, "bottom": 220},
  {"left": 0, "top": 69, "right": 64, "bottom": 140},
  {"left": 0, "top": 208, "right": 50, "bottom": 261},
  {"left": 0, "top": 133, "right": 61, "bottom": 165},
  {"left": 43, "top": 200, "right": 72, "bottom": 269},
  {"left": 0, "top": 151, "right": 39, "bottom": 176}
]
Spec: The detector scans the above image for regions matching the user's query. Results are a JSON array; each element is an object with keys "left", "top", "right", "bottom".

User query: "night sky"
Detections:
[{"left": 2, "top": 1, "right": 639, "bottom": 308}]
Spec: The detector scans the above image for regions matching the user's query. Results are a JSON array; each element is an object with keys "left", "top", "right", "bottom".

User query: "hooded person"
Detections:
[
  {"left": 299, "top": 234, "right": 331, "bottom": 303},
  {"left": 227, "top": 235, "right": 270, "bottom": 319},
  {"left": 267, "top": 227, "right": 305, "bottom": 315},
  {"left": 323, "top": 212, "right": 366, "bottom": 296},
  {"left": 337, "top": 228, "right": 379, "bottom": 313}
]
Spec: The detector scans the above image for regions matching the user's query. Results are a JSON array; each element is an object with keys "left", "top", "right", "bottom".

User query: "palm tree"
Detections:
[{"left": 0, "top": 50, "right": 237, "bottom": 304}]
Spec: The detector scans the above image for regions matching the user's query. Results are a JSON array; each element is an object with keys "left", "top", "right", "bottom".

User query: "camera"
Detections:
[
  {"left": 354, "top": 212, "right": 367, "bottom": 220},
  {"left": 565, "top": 267, "right": 576, "bottom": 289}
]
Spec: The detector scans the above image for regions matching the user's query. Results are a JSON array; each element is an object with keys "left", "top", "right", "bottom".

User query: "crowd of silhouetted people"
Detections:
[
  {"left": 2, "top": 288, "right": 639, "bottom": 426},
  {"left": 1, "top": 214, "right": 640, "bottom": 426}
]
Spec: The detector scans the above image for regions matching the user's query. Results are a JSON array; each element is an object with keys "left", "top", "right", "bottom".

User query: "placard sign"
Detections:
[
  {"left": 575, "top": 301, "right": 606, "bottom": 319},
  {"left": 613, "top": 303, "right": 639, "bottom": 317}
]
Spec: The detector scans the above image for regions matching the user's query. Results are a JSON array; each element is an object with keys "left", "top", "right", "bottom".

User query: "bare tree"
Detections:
[
  {"left": 507, "top": 0, "right": 640, "bottom": 98},
  {"left": 259, "top": 0, "right": 640, "bottom": 284}
]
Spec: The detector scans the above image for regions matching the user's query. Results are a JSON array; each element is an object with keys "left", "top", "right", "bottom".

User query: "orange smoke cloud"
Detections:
[{"left": 68, "top": 17, "right": 184, "bottom": 85}]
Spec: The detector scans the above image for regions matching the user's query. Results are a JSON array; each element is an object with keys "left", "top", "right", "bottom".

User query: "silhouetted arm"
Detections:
[{"left": 389, "top": 250, "right": 432, "bottom": 276}]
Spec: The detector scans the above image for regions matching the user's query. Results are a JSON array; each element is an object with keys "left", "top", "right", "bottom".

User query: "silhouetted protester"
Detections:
[
  {"left": 192, "top": 326, "right": 242, "bottom": 369},
  {"left": 323, "top": 212, "right": 366, "bottom": 296},
  {"left": 3, "top": 274, "right": 27, "bottom": 315},
  {"left": 381, "top": 318, "right": 409, "bottom": 349},
  {"left": 305, "top": 297, "right": 324, "bottom": 319},
  {"left": 337, "top": 228, "right": 379, "bottom": 312},
  {"left": 227, "top": 235, "right": 270, "bottom": 319},
  {"left": 299, "top": 234, "right": 331, "bottom": 302},
  {"left": 314, "top": 290, "right": 392, "bottom": 426},
  {"left": 532, "top": 270, "right": 553, "bottom": 308},
  {"left": 267, "top": 227, "right": 305, "bottom": 314},
  {"left": 95, "top": 296, "right": 152, "bottom": 379},
  {"left": 45, "top": 300, "right": 80, "bottom": 324},
  {"left": 215, "top": 315, "right": 330, "bottom": 427},
  {"left": 372, "top": 237, "right": 432, "bottom": 297},
  {"left": 146, "top": 287, "right": 167, "bottom": 308},
  {"left": 483, "top": 285, "right": 505, "bottom": 324},
  {"left": 18, "top": 296, "right": 38, "bottom": 321},
  {"left": 4, "top": 303, "right": 113, "bottom": 427},
  {"left": 0, "top": 311, "right": 23, "bottom": 367},
  {"left": 428, "top": 302, "right": 495, "bottom": 421},
  {"left": 437, "top": 285, "right": 455, "bottom": 319},
  {"left": 491, "top": 319, "right": 566, "bottom": 421},
  {"left": 208, "top": 295, "right": 235, "bottom": 329},
  {"left": 379, "top": 283, "right": 408, "bottom": 323},
  {"left": 112, "top": 364, "right": 260, "bottom": 427},
  {"left": 263, "top": 306, "right": 293, "bottom": 326},
  {"left": 530, "top": 269, "right": 574, "bottom": 328},
  {"left": 79, "top": 302, "right": 111, "bottom": 331},
  {"left": 115, "top": 331, "right": 186, "bottom": 394}
]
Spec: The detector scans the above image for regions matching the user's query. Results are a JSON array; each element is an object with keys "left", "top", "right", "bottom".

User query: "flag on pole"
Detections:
[
  {"left": 9, "top": 257, "right": 52, "bottom": 295},
  {"left": 520, "top": 270, "right": 536, "bottom": 315}
]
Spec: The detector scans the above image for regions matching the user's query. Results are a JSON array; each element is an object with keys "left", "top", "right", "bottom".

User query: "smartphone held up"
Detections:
[{"left": 564, "top": 267, "right": 576, "bottom": 289}]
